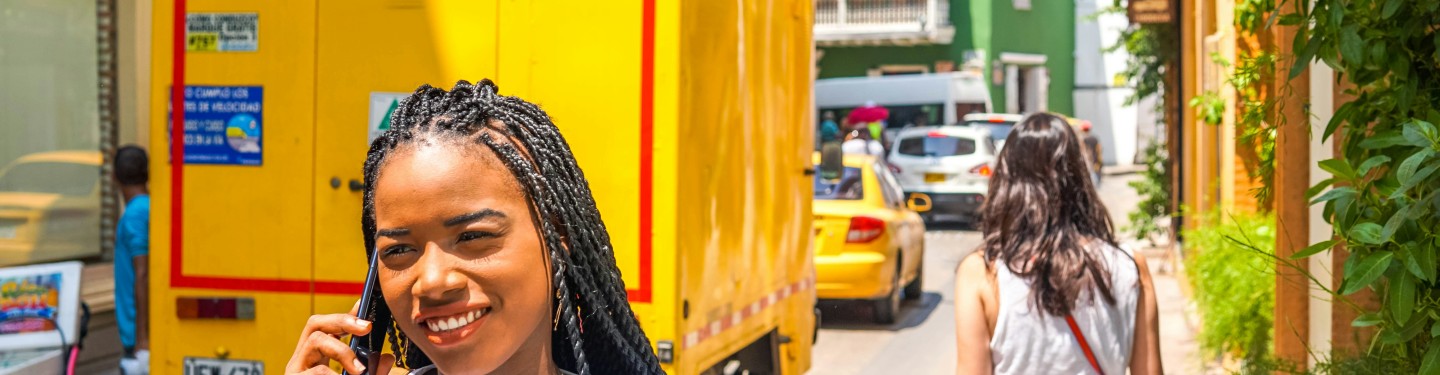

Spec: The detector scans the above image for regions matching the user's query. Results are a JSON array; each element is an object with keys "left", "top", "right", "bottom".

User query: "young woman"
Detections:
[
  {"left": 284, "top": 80, "right": 664, "bottom": 375},
  {"left": 953, "top": 112, "right": 1162, "bottom": 374}
]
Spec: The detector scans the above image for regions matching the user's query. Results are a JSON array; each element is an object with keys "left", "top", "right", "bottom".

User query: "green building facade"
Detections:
[{"left": 817, "top": 0, "right": 1076, "bottom": 116}]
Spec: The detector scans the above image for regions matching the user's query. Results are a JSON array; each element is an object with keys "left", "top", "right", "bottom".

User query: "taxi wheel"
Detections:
[
  {"left": 872, "top": 263, "right": 901, "bottom": 324},
  {"left": 903, "top": 260, "right": 923, "bottom": 301}
]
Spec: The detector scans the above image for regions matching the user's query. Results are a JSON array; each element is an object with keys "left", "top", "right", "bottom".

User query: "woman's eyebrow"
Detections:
[
  {"left": 376, "top": 228, "right": 410, "bottom": 238},
  {"left": 443, "top": 209, "right": 507, "bottom": 227}
]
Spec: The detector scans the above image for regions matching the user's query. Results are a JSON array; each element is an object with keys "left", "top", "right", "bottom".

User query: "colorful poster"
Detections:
[
  {"left": 178, "top": 86, "right": 264, "bottom": 165},
  {"left": 0, "top": 272, "right": 62, "bottom": 335}
]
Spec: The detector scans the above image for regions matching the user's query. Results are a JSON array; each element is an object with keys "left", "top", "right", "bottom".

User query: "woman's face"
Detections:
[{"left": 372, "top": 139, "right": 553, "bottom": 373}]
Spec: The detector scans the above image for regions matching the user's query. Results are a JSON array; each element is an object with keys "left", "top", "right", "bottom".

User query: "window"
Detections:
[
  {"left": 897, "top": 135, "right": 977, "bottom": 157},
  {"left": 0, "top": 1, "right": 108, "bottom": 266},
  {"left": 875, "top": 165, "right": 907, "bottom": 208},
  {"left": 815, "top": 167, "right": 864, "bottom": 200},
  {"left": 0, "top": 162, "right": 100, "bottom": 197},
  {"left": 966, "top": 121, "right": 1017, "bottom": 147},
  {"left": 867, "top": 64, "right": 929, "bottom": 77}
]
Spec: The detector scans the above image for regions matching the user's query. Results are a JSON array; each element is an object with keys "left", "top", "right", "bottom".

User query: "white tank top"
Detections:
[{"left": 988, "top": 243, "right": 1140, "bottom": 375}]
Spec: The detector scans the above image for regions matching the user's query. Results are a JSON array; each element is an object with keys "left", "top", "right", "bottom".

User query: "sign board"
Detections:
[
  {"left": 0, "top": 261, "right": 82, "bottom": 351},
  {"left": 1128, "top": 0, "right": 1173, "bottom": 24},
  {"left": 179, "top": 86, "right": 264, "bottom": 165},
  {"left": 186, "top": 13, "right": 258, "bottom": 52},
  {"left": 369, "top": 92, "right": 409, "bottom": 144}
]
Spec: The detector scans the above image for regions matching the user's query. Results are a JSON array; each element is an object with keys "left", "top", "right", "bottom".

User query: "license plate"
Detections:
[
  {"left": 184, "top": 357, "right": 264, "bottom": 375},
  {"left": 924, "top": 173, "right": 947, "bottom": 183},
  {"left": 0, "top": 224, "right": 15, "bottom": 239}
]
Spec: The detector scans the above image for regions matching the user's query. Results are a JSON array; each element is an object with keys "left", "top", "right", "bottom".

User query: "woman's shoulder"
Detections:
[{"left": 956, "top": 251, "right": 994, "bottom": 291}]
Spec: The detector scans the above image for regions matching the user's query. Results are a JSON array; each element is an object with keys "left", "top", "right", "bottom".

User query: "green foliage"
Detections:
[
  {"left": 1102, "top": 0, "right": 1175, "bottom": 107},
  {"left": 1190, "top": 90, "right": 1225, "bottom": 126},
  {"left": 1124, "top": 142, "right": 1171, "bottom": 244},
  {"left": 1101, "top": 1, "right": 1177, "bottom": 245},
  {"left": 1225, "top": 52, "right": 1280, "bottom": 209},
  {"left": 1292, "top": 0, "right": 1440, "bottom": 370},
  {"left": 1235, "top": 0, "right": 1277, "bottom": 34},
  {"left": 1182, "top": 210, "right": 1276, "bottom": 366},
  {"left": 1108, "top": 24, "right": 1175, "bottom": 107}
]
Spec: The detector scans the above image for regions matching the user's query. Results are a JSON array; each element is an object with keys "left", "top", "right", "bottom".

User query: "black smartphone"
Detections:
[{"left": 345, "top": 252, "right": 390, "bottom": 375}]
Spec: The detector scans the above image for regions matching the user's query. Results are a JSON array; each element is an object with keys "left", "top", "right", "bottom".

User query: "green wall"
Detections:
[
  {"left": 986, "top": 0, "right": 1076, "bottom": 115},
  {"left": 817, "top": 0, "right": 1075, "bottom": 115}
]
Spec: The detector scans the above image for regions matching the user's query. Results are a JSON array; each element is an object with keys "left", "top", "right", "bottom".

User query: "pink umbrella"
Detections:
[{"left": 845, "top": 104, "right": 890, "bottom": 126}]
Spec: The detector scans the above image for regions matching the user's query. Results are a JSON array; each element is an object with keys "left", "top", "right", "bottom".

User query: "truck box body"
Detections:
[{"left": 147, "top": 1, "right": 815, "bottom": 373}]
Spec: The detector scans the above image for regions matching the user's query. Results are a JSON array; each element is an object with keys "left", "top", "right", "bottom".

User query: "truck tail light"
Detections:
[
  {"left": 177, "top": 297, "right": 256, "bottom": 320},
  {"left": 846, "top": 216, "right": 885, "bottom": 243},
  {"left": 970, "top": 164, "right": 992, "bottom": 177}
]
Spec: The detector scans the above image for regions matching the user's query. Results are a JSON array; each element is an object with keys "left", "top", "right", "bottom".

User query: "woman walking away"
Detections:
[{"left": 953, "top": 112, "right": 1161, "bottom": 375}]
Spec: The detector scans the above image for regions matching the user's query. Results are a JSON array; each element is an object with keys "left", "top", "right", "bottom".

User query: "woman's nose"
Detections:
[{"left": 412, "top": 242, "right": 468, "bottom": 302}]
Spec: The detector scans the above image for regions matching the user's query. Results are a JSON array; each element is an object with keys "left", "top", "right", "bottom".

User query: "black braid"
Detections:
[{"left": 359, "top": 80, "right": 664, "bottom": 374}]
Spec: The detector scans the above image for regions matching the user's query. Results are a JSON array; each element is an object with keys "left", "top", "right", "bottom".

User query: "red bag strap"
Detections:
[{"left": 1064, "top": 314, "right": 1106, "bottom": 375}]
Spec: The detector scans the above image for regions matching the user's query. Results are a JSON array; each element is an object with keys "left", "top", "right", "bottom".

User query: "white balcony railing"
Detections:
[{"left": 815, "top": 0, "right": 954, "bottom": 46}]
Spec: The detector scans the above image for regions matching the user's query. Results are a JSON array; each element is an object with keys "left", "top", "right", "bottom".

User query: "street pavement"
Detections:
[{"left": 807, "top": 172, "right": 1201, "bottom": 374}]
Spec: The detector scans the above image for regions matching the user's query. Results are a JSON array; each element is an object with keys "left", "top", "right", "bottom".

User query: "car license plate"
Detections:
[
  {"left": 184, "top": 357, "right": 263, "bottom": 375},
  {"left": 924, "top": 173, "right": 947, "bottom": 183},
  {"left": 0, "top": 224, "right": 15, "bottom": 239}
]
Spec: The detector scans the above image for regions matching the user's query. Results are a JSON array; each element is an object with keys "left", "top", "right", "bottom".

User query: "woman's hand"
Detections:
[{"left": 285, "top": 301, "right": 396, "bottom": 374}]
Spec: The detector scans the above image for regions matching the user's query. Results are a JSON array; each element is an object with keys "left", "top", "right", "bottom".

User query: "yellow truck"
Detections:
[{"left": 146, "top": 1, "right": 816, "bottom": 373}]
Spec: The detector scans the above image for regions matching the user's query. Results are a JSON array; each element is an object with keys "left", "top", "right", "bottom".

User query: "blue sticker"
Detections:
[{"left": 180, "top": 86, "right": 263, "bottom": 165}]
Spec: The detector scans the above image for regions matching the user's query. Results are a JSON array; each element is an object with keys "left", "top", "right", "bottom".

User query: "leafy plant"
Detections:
[
  {"left": 1106, "top": 22, "right": 1175, "bottom": 107},
  {"left": 1290, "top": 0, "right": 1440, "bottom": 371},
  {"left": 1190, "top": 90, "right": 1225, "bottom": 126},
  {"left": 1224, "top": 51, "right": 1281, "bottom": 209},
  {"left": 1125, "top": 142, "right": 1171, "bottom": 244},
  {"left": 1182, "top": 210, "right": 1276, "bottom": 367}
]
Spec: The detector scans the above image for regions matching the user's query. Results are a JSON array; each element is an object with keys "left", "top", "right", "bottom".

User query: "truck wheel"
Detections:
[
  {"left": 872, "top": 264, "right": 901, "bottom": 324},
  {"left": 903, "top": 260, "right": 923, "bottom": 301}
]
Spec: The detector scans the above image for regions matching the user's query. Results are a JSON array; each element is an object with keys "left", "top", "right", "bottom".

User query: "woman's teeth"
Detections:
[{"left": 426, "top": 308, "right": 487, "bottom": 332}]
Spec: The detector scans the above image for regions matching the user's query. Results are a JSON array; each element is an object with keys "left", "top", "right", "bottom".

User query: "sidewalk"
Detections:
[{"left": 1097, "top": 174, "right": 1203, "bottom": 374}]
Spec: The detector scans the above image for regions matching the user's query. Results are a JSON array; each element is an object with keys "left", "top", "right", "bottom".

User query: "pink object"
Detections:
[{"left": 845, "top": 105, "right": 890, "bottom": 125}]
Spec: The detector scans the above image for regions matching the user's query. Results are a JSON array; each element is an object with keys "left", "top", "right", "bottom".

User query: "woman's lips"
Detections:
[{"left": 420, "top": 307, "right": 490, "bottom": 345}]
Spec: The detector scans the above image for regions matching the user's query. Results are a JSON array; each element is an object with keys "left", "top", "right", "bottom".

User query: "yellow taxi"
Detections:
[
  {"left": 812, "top": 153, "right": 926, "bottom": 323},
  {"left": 0, "top": 151, "right": 103, "bottom": 266}
]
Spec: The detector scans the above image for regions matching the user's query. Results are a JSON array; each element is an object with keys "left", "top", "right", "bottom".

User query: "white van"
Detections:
[{"left": 816, "top": 72, "right": 993, "bottom": 142}]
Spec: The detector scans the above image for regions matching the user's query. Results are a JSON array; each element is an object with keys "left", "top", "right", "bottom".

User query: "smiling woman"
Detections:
[{"left": 284, "top": 80, "right": 663, "bottom": 375}]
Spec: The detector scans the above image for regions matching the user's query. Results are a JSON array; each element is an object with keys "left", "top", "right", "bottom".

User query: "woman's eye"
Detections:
[
  {"left": 381, "top": 245, "right": 415, "bottom": 257},
  {"left": 458, "top": 231, "right": 498, "bottom": 242}
]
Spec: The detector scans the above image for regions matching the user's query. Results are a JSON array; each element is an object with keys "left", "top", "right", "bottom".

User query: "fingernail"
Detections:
[
  {"left": 355, "top": 318, "right": 371, "bottom": 328},
  {"left": 353, "top": 358, "right": 367, "bottom": 373}
]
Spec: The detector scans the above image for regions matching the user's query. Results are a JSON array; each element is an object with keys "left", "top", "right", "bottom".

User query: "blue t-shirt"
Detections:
[{"left": 115, "top": 195, "right": 150, "bottom": 349}]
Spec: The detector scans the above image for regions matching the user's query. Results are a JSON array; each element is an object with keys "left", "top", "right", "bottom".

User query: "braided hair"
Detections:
[{"left": 358, "top": 79, "right": 664, "bottom": 374}]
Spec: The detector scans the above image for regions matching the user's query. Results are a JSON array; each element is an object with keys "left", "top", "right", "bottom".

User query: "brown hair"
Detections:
[{"left": 979, "top": 112, "right": 1123, "bottom": 316}]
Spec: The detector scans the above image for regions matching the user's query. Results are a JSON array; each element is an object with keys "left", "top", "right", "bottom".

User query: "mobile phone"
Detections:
[{"left": 345, "top": 252, "right": 390, "bottom": 375}]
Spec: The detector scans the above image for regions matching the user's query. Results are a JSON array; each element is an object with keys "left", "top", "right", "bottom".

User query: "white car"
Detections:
[
  {"left": 886, "top": 126, "right": 997, "bottom": 224},
  {"left": 962, "top": 113, "right": 1023, "bottom": 152}
]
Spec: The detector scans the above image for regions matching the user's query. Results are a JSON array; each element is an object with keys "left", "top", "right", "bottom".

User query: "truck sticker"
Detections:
[
  {"left": 176, "top": 86, "right": 264, "bottom": 165},
  {"left": 186, "top": 13, "right": 258, "bottom": 52},
  {"left": 369, "top": 92, "right": 409, "bottom": 144}
]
